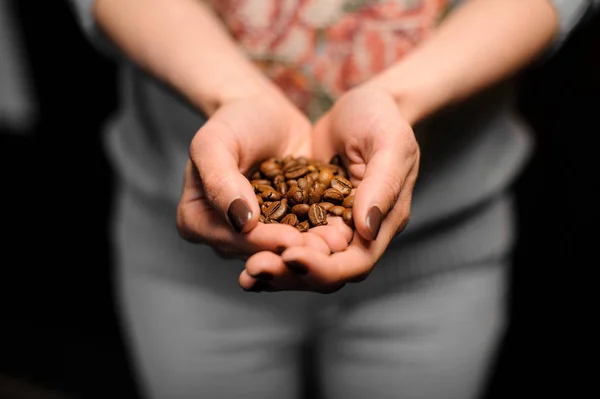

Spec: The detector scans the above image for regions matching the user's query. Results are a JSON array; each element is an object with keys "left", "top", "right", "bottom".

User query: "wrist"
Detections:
[
  {"left": 362, "top": 59, "right": 453, "bottom": 126},
  {"left": 194, "top": 68, "right": 276, "bottom": 117}
]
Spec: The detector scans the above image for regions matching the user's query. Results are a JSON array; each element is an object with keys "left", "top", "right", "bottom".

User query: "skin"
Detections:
[
  {"left": 94, "top": 0, "right": 349, "bottom": 256},
  {"left": 93, "top": 0, "right": 560, "bottom": 293},
  {"left": 241, "top": 0, "right": 561, "bottom": 293}
]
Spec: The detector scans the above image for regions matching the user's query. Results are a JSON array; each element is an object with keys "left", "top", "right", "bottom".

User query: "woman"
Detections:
[{"left": 67, "top": 1, "right": 596, "bottom": 398}]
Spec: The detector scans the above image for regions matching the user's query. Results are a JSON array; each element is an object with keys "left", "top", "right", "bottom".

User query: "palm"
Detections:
[
  {"left": 179, "top": 91, "right": 355, "bottom": 273},
  {"left": 241, "top": 86, "right": 420, "bottom": 293}
]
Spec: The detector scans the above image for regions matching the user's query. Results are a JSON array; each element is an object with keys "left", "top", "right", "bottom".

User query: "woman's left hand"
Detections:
[{"left": 239, "top": 85, "right": 421, "bottom": 293}]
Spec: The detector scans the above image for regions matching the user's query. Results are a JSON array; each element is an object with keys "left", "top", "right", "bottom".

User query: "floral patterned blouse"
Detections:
[{"left": 206, "top": 0, "right": 452, "bottom": 120}]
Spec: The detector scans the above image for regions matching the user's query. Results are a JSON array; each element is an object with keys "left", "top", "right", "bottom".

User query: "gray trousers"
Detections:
[{"left": 111, "top": 185, "right": 509, "bottom": 399}]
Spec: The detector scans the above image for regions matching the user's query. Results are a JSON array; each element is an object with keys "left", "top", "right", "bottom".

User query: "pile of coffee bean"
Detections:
[{"left": 248, "top": 155, "right": 354, "bottom": 231}]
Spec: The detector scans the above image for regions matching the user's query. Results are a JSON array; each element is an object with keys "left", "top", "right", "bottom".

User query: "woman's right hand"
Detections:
[
  {"left": 176, "top": 89, "right": 352, "bottom": 261},
  {"left": 92, "top": 0, "right": 351, "bottom": 267}
]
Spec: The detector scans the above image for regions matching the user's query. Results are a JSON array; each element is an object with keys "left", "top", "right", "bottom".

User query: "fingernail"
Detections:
[
  {"left": 254, "top": 272, "right": 273, "bottom": 282},
  {"left": 366, "top": 206, "right": 383, "bottom": 240},
  {"left": 228, "top": 197, "right": 252, "bottom": 233},
  {"left": 285, "top": 261, "right": 308, "bottom": 276},
  {"left": 248, "top": 280, "right": 270, "bottom": 293}
]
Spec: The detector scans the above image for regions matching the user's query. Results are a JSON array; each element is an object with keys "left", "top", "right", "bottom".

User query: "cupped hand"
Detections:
[
  {"left": 176, "top": 89, "right": 351, "bottom": 261},
  {"left": 240, "top": 85, "right": 420, "bottom": 293}
]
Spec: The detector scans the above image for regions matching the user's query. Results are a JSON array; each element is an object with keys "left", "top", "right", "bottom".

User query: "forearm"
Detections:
[
  {"left": 367, "top": 0, "right": 560, "bottom": 125},
  {"left": 94, "top": 0, "right": 272, "bottom": 115}
]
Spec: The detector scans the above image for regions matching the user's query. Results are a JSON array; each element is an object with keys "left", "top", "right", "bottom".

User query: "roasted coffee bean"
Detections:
[
  {"left": 281, "top": 213, "right": 298, "bottom": 227},
  {"left": 266, "top": 201, "right": 287, "bottom": 221},
  {"left": 342, "top": 194, "right": 354, "bottom": 208},
  {"left": 261, "top": 203, "right": 269, "bottom": 215},
  {"left": 305, "top": 174, "right": 315, "bottom": 187},
  {"left": 291, "top": 204, "right": 310, "bottom": 220},
  {"left": 308, "top": 204, "right": 327, "bottom": 226},
  {"left": 252, "top": 154, "right": 355, "bottom": 230},
  {"left": 282, "top": 159, "right": 299, "bottom": 171},
  {"left": 256, "top": 184, "right": 276, "bottom": 193},
  {"left": 282, "top": 155, "right": 294, "bottom": 165},
  {"left": 296, "top": 220, "right": 310, "bottom": 232},
  {"left": 308, "top": 182, "right": 327, "bottom": 204},
  {"left": 273, "top": 174, "right": 286, "bottom": 185},
  {"left": 284, "top": 164, "right": 311, "bottom": 180},
  {"left": 260, "top": 160, "right": 281, "bottom": 178},
  {"left": 263, "top": 190, "right": 282, "bottom": 201},
  {"left": 342, "top": 208, "right": 353, "bottom": 227},
  {"left": 318, "top": 202, "right": 335, "bottom": 213},
  {"left": 251, "top": 179, "right": 272, "bottom": 187},
  {"left": 297, "top": 177, "right": 309, "bottom": 190},
  {"left": 317, "top": 167, "right": 335, "bottom": 186},
  {"left": 287, "top": 186, "right": 305, "bottom": 205},
  {"left": 331, "top": 176, "right": 352, "bottom": 196},
  {"left": 323, "top": 188, "right": 344, "bottom": 205},
  {"left": 332, "top": 205, "right": 346, "bottom": 217},
  {"left": 276, "top": 182, "right": 287, "bottom": 195},
  {"left": 251, "top": 171, "right": 262, "bottom": 180},
  {"left": 325, "top": 164, "right": 340, "bottom": 173}
]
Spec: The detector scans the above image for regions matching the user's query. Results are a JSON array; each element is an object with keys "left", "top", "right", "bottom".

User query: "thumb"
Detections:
[
  {"left": 189, "top": 123, "right": 260, "bottom": 234},
  {"left": 352, "top": 137, "right": 419, "bottom": 242}
]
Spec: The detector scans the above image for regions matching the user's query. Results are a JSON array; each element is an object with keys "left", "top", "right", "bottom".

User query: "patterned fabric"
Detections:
[{"left": 207, "top": 0, "right": 452, "bottom": 120}]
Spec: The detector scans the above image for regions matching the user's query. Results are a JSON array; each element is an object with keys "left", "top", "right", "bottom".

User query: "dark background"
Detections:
[{"left": 1, "top": 1, "right": 598, "bottom": 398}]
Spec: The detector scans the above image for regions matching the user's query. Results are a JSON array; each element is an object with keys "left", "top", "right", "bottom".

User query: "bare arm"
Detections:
[
  {"left": 368, "top": 0, "right": 561, "bottom": 125},
  {"left": 93, "top": 0, "right": 273, "bottom": 116}
]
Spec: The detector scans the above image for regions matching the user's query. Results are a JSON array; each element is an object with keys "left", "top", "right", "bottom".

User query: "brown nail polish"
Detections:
[
  {"left": 285, "top": 261, "right": 308, "bottom": 276},
  {"left": 366, "top": 206, "right": 383, "bottom": 240},
  {"left": 228, "top": 197, "right": 252, "bottom": 233}
]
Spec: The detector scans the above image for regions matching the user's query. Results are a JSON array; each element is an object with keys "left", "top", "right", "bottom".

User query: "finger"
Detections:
[
  {"left": 177, "top": 188, "right": 238, "bottom": 244},
  {"left": 188, "top": 121, "right": 260, "bottom": 234},
  {"left": 281, "top": 237, "right": 376, "bottom": 288},
  {"left": 243, "top": 223, "right": 305, "bottom": 253},
  {"left": 177, "top": 195, "right": 304, "bottom": 253},
  {"left": 391, "top": 151, "right": 419, "bottom": 237},
  {"left": 239, "top": 269, "right": 260, "bottom": 291},
  {"left": 240, "top": 234, "right": 331, "bottom": 291},
  {"left": 241, "top": 252, "right": 312, "bottom": 292},
  {"left": 308, "top": 216, "right": 354, "bottom": 252},
  {"left": 280, "top": 187, "right": 414, "bottom": 289},
  {"left": 285, "top": 131, "right": 313, "bottom": 160},
  {"left": 301, "top": 232, "right": 332, "bottom": 255},
  {"left": 311, "top": 114, "right": 337, "bottom": 162},
  {"left": 239, "top": 269, "right": 280, "bottom": 292},
  {"left": 241, "top": 232, "right": 334, "bottom": 290},
  {"left": 352, "top": 131, "right": 419, "bottom": 242}
]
